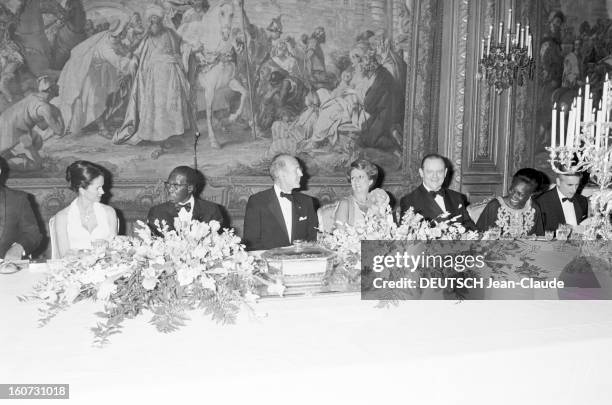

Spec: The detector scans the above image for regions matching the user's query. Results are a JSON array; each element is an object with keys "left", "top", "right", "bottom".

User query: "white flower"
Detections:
[
  {"left": 142, "top": 276, "right": 158, "bottom": 290},
  {"left": 209, "top": 220, "right": 221, "bottom": 233},
  {"left": 176, "top": 266, "right": 198, "bottom": 286},
  {"left": 221, "top": 260, "right": 235, "bottom": 270},
  {"left": 200, "top": 276, "right": 216, "bottom": 290},
  {"left": 152, "top": 255, "right": 166, "bottom": 265},
  {"left": 96, "top": 278, "right": 117, "bottom": 300},
  {"left": 64, "top": 282, "right": 81, "bottom": 303}
]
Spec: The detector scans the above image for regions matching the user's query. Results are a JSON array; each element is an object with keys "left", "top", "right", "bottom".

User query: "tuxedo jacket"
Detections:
[
  {"left": 243, "top": 188, "right": 318, "bottom": 251},
  {"left": 399, "top": 184, "right": 477, "bottom": 230},
  {"left": 0, "top": 186, "right": 42, "bottom": 257},
  {"left": 147, "top": 197, "right": 226, "bottom": 234},
  {"left": 536, "top": 187, "right": 588, "bottom": 232}
]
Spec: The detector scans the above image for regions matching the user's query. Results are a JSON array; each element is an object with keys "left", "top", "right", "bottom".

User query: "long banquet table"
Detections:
[{"left": 2, "top": 266, "right": 612, "bottom": 405}]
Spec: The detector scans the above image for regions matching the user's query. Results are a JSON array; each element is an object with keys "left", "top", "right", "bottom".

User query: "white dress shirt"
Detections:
[
  {"left": 424, "top": 185, "right": 447, "bottom": 213},
  {"left": 274, "top": 184, "right": 293, "bottom": 241},
  {"left": 177, "top": 195, "right": 195, "bottom": 222},
  {"left": 556, "top": 187, "right": 577, "bottom": 226}
]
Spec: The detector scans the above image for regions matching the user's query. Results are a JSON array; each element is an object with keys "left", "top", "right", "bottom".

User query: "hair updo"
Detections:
[
  {"left": 65, "top": 160, "right": 103, "bottom": 192},
  {"left": 347, "top": 159, "right": 378, "bottom": 188}
]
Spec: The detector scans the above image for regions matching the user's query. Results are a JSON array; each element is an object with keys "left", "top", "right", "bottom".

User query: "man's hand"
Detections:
[{"left": 5, "top": 243, "right": 25, "bottom": 260}]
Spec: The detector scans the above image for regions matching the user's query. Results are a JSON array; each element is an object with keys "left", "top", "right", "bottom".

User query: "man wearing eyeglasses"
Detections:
[{"left": 147, "top": 166, "right": 225, "bottom": 234}]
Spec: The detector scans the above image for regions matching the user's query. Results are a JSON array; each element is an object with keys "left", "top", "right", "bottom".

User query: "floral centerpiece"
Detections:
[
  {"left": 318, "top": 198, "right": 481, "bottom": 290},
  {"left": 20, "top": 214, "right": 277, "bottom": 345},
  {"left": 318, "top": 189, "right": 396, "bottom": 287}
]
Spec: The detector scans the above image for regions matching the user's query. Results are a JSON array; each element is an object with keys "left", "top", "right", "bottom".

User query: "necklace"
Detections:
[{"left": 77, "top": 200, "right": 94, "bottom": 222}]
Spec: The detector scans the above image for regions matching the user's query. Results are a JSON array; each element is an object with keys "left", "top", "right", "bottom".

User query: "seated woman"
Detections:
[
  {"left": 476, "top": 169, "right": 544, "bottom": 237},
  {"left": 334, "top": 159, "right": 388, "bottom": 228},
  {"left": 54, "top": 161, "right": 118, "bottom": 258}
]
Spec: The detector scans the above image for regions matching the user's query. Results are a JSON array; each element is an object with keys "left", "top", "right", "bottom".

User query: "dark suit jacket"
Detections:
[
  {"left": 536, "top": 187, "right": 588, "bottom": 232},
  {"left": 243, "top": 188, "right": 318, "bottom": 251},
  {"left": 399, "top": 185, "right": 477, "bottom": 230},
  {"left": 147, "top": 197, "right": 226, "bottom": 234},
  {"left": 0, "top": 186, "right": 42, "bottom": 258}
]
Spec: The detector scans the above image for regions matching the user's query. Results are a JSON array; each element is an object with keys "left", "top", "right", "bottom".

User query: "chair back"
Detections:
[
  {"left": 49, "top": 215, "right": 59, "bottom": 259},
  {"left": 317, "top": 201, "right": 340, "bottom": 233}
]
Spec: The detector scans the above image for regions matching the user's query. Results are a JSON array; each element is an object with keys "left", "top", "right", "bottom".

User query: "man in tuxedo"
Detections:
[
  {"left": 536, "top": 172, "right": 588, "bottom": 232},
  {"left": 147, "top": 166, "right": 225, "bottom": 234},
  {"left": 399, "top": 153, "right": 476, "bottom": 230},
  {"left": 0, "top": 161, "right": 42, "bottom": 259},
  {"left": 243, "top": 154, "right": 318, "bottom": 251}
]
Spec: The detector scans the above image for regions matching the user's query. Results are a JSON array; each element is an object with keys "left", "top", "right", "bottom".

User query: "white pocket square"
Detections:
[
  {"left": 458, "top": 204, "right": 463, "bottom": 208},
  {"left": 299, "top": 216, "right": 307, "bottom": 221}
]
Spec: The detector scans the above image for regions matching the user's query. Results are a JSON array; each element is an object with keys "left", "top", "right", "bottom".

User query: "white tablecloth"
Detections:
[{"left": 2, "top": 268, "right": 612, "bottom": 405}]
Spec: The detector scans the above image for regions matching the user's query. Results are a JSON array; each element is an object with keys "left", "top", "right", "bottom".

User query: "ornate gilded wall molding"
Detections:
[{"left": 450, "top": 0, "right": 469, "bottom": 185}]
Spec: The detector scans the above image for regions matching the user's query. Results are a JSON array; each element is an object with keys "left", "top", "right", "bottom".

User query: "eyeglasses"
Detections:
[{"left": 164, "top": 182, "right": 188, "bottom": 189}]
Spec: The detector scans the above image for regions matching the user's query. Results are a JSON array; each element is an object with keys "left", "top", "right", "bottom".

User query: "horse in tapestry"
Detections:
[{"left": 178, "top": 0, "right": 248, "bottom": 149}]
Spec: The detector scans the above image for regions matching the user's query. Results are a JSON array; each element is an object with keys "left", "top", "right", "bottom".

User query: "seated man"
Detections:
[
  {"left": 536, "top": 171, "right": 588, "bottom": 232},
  {"left": 399, "top": 153, "right": 476, "bottom": 230},
  {"left": 147, "top": 166, "right": 225, "bottom": 234},
  {"left": 0, "top": 158, "right": 42, "bottom": 259},
  {"left": 243, "top": 154, "right": 318, "bottom": 251}
]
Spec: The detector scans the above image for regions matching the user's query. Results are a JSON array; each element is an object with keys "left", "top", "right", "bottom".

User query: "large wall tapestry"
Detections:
[
  {"left": 0, "top": 0, "right": 438, "bottom": 253},
  {"left": 534, "top": 0, "right": 612, "bottom": 174}
]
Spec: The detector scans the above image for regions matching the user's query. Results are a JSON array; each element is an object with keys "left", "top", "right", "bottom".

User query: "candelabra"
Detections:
[
  {"left": 548, "top": 75, "right": 612, "bottom": 238},
  {"left": 478, "top": 8, "right": 534, "bottom": 94}
]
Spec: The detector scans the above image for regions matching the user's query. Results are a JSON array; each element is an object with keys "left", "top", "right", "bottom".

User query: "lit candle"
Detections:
[
  {"left": 505, "top": 33, "right": 510, "bottom": 53},
  {"left": 576, "top": 88, "right": 582, "bottom": 137},
  {"left": 527, "top": 34, "right": 532, "bottom": 57},
  {"left": 499, "top": 22, "right": 503, "bottom": 43},
  {"left": 551, "top": 103, "right": 557, "bottom": 148},
  {"left": 594, "top": 108, "right": 599, "bottom": 147},
  {"left": 603, "top": 75, "right": 609, "bottom": 114},
  {"left": 566, "top": 103, "right": 575, "bottom": 148},
  {"left": 585, "top": 93, "right": 593, "bottom": 122},
  {"left": 520, "top": 28, "right": 525, "bottom": 48},
  {"left": 515, "top": 23, "right": 521, "bottom": 44},
  {"left": 605, "top": 107, "right": 610, "bottom": 152},
  {"left": 585, "top": 76, "right": 590, "bottom": 106},
  {"left": 481, "top": 39, "right": 485, "bottom": 59},
  {"left": 597, "top": 100, "right": 604, "bottom": 149},
  {"left": 508, "top": 8, "right": 512, "bottom": 26},
  {"left": 560, "top": 105, "right": 566, "bottom": 147}
]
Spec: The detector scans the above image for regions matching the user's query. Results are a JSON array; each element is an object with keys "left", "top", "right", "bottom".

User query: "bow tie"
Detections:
[
  {"left": 429, "top": 189, "right": 445, "bottom": 198},
  {"left": 562, "top": 197, "right": 575, "bottom": 203},
  {"left": 175, "top": 202, "right": 192, "bottom": 212},
  {"left": 280, "top": 192, "right": 294, "bottom": 201}
]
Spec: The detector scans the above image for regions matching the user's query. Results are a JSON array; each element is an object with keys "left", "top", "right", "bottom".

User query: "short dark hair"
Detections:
[
  {"left": 347, "top": 159, "right": 378, "bottom": 185},
  {"left": 511, "top": 168, "right": 540, "bottom": 193},
  {"left": 66, "top": 160, "right": 104, "bottom": 192},
  {"left": 420, "top": 153, "right": 446, "bottom": 168},
  {"left": 169, "top": 166, "right": 197, "bottom": 187}
]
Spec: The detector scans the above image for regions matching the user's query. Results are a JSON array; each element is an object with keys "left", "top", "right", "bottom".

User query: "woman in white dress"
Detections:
[
  {"left": 54, "top": 161, "right": 118, "bottom": 258},
  {"left": 334, "top": 159, "right": 388, "bottom": 228}
]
